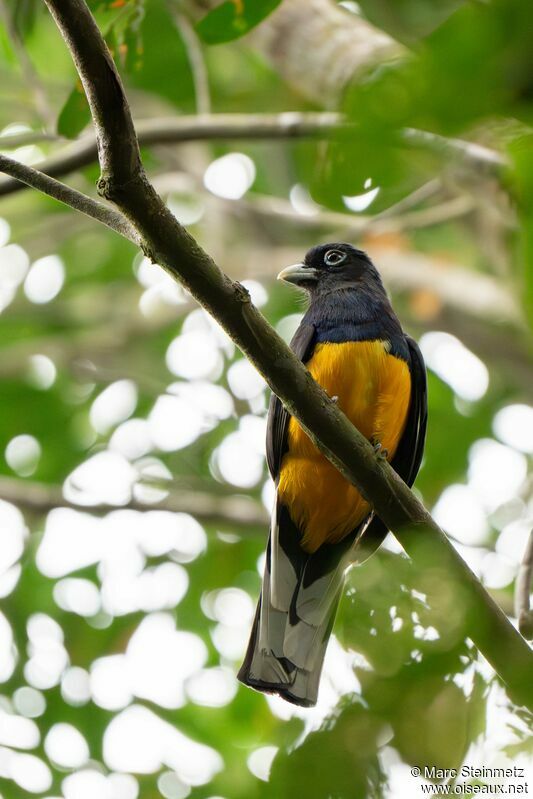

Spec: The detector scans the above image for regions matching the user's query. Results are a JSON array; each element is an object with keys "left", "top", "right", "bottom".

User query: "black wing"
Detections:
[
  {"left": 266, "top": 322, "right": 316, "bottom": 481},
  {"left": 392, "top": 336, "right": 428, "bottom": 486},
  {"left": 356, "top": 335, "right": 428, "bottom": 559}
]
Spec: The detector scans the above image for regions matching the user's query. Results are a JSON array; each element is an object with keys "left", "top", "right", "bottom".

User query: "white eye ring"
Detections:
[{"left": 324, "top": 250, "right": 346, "bottom": 267}]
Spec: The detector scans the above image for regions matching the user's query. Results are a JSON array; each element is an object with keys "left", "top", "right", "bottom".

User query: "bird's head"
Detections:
[{"left": 277, "top": 243, "right": 380, "bottom": 295}]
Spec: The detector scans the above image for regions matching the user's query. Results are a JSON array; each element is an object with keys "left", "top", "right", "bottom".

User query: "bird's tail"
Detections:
[
  {"left": 237, "top": 505, "right": 349, "bottom": 707},
  {"left": 237, "top": 582, "right": 343, "bottom": 707}
]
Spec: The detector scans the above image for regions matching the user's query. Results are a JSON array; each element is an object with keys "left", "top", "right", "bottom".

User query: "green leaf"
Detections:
[
  {"left": 196, "top": 0, "right": 282, "bottom": 45},
  {"left": 126, "top": 0, "right": 194, "bottom": 109},
  {"left": 57, "top": 81, "right": 91, "bottom": 139}
]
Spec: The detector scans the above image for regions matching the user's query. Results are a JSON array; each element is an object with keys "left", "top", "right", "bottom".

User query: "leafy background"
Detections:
[{"left": 0, "top": 0, "right": 532, "bottom": 797}]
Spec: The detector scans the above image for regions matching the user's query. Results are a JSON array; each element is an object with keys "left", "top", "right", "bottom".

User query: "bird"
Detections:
[{"left": 237, "top": 243, "right": 427, "bottom": 707}]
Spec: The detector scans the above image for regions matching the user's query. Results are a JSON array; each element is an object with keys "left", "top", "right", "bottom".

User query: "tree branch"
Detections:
[
  {"left": 0, "top": 475, "right": 267, "bottom": 530},
  {"left": 0, "top": 113, "right": 344, "bottom": 198},
  {"left": 42, "top": 0, "right": 533, "bottom": 709},
  {"left": 515, "top": 530, "right": 533, "bottom": 640},
  {"left": 0, "top": 130, "right": 59, "bottom": 148},
  {"left": 0, "top": 113, "right": 507, "bottom": 199},
  {"left": 0, "top": 153, "right": 140, "bottom": 243},
  {"left": 47, "top": 5, "right": 142, "bottom": 187},
  {"left": 402, "top": 128, "right": 508, "bottom": 177},
  {"left": 232, "top": 0, "right": 513, "bottom": 186},
  {"left": 248, "top": 0, "right": 405, "bottom": 107}
]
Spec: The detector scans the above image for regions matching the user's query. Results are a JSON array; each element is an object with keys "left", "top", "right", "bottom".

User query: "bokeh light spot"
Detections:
[
  {"left": 493, "top": 404, "right": 533, "bottom": 453},
  {"left": 420, "top": 332, "right": 488, "bottom": 401},
  {"left": 24, "top": 255, "right": 65, "bottom": 304},
  {"left": 5, "top": 434, "right": 41, "bottom": 477},
  {"left": 247, "top": 746, "right": 278, "bottom": 782},
  {"left": 203, "top": 153, "right": 255, "bottom": 199},
  {"left": 27, "top": 354, "right": 57, "bottom": 390},
  {"left": 90, "top": 380, "right": 138, "bottom": 435},
  {"left": 45, "top": 722, "right": 90, "bottom": 768}
]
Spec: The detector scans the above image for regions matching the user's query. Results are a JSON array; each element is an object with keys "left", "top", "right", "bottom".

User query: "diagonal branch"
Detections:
[
  {"left": 42, "top": 0, "right": 533, "bottom": 709},
  {"left": 0, "top": 153, "right": 140, "bottom": 243}
]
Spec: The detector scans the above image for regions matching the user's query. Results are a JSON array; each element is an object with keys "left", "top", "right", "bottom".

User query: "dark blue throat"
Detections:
[{"left": 303, "top": 286, "right": 409, "bottom": 361}]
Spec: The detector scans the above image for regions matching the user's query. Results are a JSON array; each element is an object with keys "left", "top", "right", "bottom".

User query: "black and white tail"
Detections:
[{"left": 237, "top": 504, "right": 355, "bottom": 707}]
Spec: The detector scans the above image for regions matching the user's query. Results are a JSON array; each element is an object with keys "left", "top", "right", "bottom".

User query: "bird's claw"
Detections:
[
  {"left": 330, "top": 395, "right": 339, "bottom": 404},
  {"left": 372, "top": 440, "right": 389, "bottom": 460}
]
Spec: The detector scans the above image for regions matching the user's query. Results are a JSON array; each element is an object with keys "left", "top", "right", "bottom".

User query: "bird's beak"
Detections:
[{"left": 277, "top": 263, "right": 318, "bottom": 286}]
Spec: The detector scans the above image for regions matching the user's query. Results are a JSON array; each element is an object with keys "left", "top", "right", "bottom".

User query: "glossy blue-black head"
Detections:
[{"left": 277, "top": 243, "right": 381, "bottom": 294}]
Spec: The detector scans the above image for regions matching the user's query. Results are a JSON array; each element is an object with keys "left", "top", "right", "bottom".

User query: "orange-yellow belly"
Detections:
[{"left": 277, "top": 340, "right": 411, "bottom": 553}]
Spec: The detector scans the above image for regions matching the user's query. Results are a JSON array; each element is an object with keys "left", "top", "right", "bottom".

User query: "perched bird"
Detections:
[{"left": 238, "top": 243, "right": 427, "bottom": 707}]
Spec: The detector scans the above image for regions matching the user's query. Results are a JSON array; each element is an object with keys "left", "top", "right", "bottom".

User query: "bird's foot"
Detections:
[
  {"left": 330, "top": 395, "right": 339, "bottom": 404},
  {"left": 372, "top": 440, "right": 389, "bottom": 460}
]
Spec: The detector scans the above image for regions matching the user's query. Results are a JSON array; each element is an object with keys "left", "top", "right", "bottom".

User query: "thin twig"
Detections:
[
  {"left": 0, "top": 475, "right": 267, "bottom": 529},
  {"left": 235, "top": 192, "right": 477, "bottom": 237},
  {"left": 370, "top": 178, "right": 442, "bottom": 220},
  {"left": 0, "top": 113, "right": 343, "bottom": 197},
  {"left": 171, "top": 4, "right": 211, "bottom": 114},
  {"left": 0, "top": 130, "right": 60, "bottom": 148},
  {"left": 0, "top": 154, "right": 140, "bottom": 243},
  {"left": 403, "top": 128, "right": 508, "bottom": 176},
  {"left": 515, "top": 530, "right": 533, "bottom": 640}
]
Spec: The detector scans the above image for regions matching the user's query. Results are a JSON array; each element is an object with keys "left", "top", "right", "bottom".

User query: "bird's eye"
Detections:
[{"left": 324, "top": 250, "right": 346, "bottom": 267}]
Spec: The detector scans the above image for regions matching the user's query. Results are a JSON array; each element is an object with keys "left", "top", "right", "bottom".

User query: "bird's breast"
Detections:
[{"left": 277, "top": 339, "right": 411, "bottom": 552}]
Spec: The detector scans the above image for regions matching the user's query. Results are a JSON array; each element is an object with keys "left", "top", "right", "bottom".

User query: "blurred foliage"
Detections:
[
  {"left": 196, "top": 0, "right": 283, "bottom": 44},
  {"left": 0, "top": 0, "right": 532, "bottom": 798},
  {"left": 354, "top": 0, "right": 465, "bottom": 43},
  {"left": 57, "top": 81, "right": 91, "bottom": 139}
]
